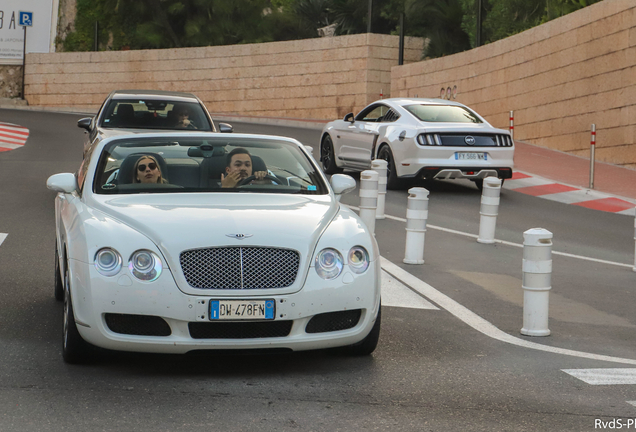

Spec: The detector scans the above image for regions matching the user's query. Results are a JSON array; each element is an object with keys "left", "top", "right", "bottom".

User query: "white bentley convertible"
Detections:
[{"left": 48, "top": 133, "right": 381, "bottom": 363}]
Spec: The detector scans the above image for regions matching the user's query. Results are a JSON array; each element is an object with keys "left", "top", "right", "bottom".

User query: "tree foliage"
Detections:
[{"left": 62, "top": 0, "right": 603, "bottom": 57}]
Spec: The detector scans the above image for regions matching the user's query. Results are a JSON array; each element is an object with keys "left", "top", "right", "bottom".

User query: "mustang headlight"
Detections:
[
  {"left": 128, "top": 250, "right": 162, "bottom": 282},
  {"left": 94, "top": 248, "right": 123, "bottom": 277},
  {"left": 315, "top": 248, "right": 344, "bottom": 280},
  {"left": 348, "top": 246, "right": 369, "bottom": 274}
]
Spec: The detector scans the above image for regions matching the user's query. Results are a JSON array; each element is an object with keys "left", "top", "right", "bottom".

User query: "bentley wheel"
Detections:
[
  {"left": 347, "top": 304, "right": 381, "bottom": 356},
  {"left": 54, "top": 245, "right": 64, "bottom": 301},
  {"left": 63, "top": 261, "right": 92, "bottom": 364},
  {"left": 377, "top": 146, "right": 404, "bottom": 190},
  {"left": 321, "top": 135, "right": 342, "bottom": 174}
]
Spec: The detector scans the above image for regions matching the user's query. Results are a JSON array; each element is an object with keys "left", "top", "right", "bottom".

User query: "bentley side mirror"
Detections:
[
  {"left": 330, "top": 174, "right": 356, "bottom": 201},
  {"left": 344, "top": 113, "right": 355, "bottom": 123},
  {"left": 47, "top": 173, "right": 78, "bottom": 194},
  {"left": 218, "top": 123, "right": 233, "bottom": 133},
  {"left": 77, "top": 117, "right": 92, "bottom": 131}
]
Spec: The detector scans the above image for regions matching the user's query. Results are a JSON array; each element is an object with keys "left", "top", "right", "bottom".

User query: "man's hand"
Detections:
[
  {"left": 252, "top": 171, "right": 269, "bottom": 184},
  {"left": 221, "top": 171, "right": 241, "bottom": 188}
]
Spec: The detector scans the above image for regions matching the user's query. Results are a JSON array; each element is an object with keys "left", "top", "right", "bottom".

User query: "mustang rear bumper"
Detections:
[
  {"left": 412, "top": 166, "right": 513, "bottom": 180},
  {"left": 68, "top": 259, "right": 381, "bottom": 354}
]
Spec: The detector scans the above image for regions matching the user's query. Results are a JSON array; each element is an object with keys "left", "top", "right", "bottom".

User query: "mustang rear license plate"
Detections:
[
  {"left": 210, "top": 299, "right": 275, "bottom": 320},
  {"left": 455, "top": 152, "right": 487, "bottom": 160}
]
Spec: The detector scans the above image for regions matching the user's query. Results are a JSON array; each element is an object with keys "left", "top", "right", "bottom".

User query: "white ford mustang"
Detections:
[
  {"left": 320, "top": 98, "right": 515, "bottom": 190},
  {"left": 48, "top": 132, "right": 381, "bottom": 363}
]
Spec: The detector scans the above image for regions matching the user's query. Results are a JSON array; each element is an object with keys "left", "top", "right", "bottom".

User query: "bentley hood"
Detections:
[{"left": 89, "top": 193, "right": 338, "bottom": 293}]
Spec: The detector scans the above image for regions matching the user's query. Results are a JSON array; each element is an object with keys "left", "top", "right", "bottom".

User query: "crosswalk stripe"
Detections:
[{"left": 562, "top": 369, "right": 636, "bottom": 385}]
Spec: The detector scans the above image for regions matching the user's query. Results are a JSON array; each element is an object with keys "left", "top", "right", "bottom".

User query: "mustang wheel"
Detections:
[
  {"left": 63, "top": 261, "right": 93, "bottom": 364},
  {"left": 54, "top": 245, "right": 64, "bottom": 301},
  {"left": 377, "top": 146, "right": 404, "bottom": 190},
  {"left": 321, "top": 135, "right": 342, "bottom": 174},
  {"left": 347, "top": 304, "right": 381, "bottom": 356}
]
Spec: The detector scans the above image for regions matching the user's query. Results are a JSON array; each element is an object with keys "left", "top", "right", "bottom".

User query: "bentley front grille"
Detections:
[{"left": 180, "top": 247, "right": 300, "bottom": 289}]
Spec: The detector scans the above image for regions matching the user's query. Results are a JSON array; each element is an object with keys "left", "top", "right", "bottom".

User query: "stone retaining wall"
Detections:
[
  {"left": 0, "top": 66, "right": 23, "bottom": 99},
  {"left": 391, "top": 0, "right": 636, "bottom": 169},
  {"left": 25, "top": 34, "right": 423, "bottom": 120}
]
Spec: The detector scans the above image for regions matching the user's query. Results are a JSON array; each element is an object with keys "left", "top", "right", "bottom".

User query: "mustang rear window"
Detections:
[
  {"left": 92, "top": 137, "right": 328, "bottom": 195},
  {"left": 405, "top": 104, "right": 483, "bottom": 123}
]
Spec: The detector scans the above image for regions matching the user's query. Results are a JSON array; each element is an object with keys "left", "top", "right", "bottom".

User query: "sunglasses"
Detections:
[{"left": 137, "top": 162, "right": 157, "bottom": 172}]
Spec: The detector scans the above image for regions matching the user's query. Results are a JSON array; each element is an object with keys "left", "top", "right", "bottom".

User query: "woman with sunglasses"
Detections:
[{"left": 133, "top": 155, "right": 168, "bottom": 184}]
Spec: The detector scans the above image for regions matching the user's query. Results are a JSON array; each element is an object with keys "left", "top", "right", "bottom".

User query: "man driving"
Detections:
[{"left": 221, "top": 148, "right": 269, "bottom": 188}]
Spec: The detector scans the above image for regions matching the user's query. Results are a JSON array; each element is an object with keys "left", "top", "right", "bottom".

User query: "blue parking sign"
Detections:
[{"left": 19, "top": 11, "right": 34, "bottom": 27}]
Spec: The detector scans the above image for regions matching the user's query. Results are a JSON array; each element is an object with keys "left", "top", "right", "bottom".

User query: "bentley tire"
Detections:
[
  {"left": 347, "top": 304, "right": 381, "bottom": 356},
  {"left": 54, "top": 245, "right": 64, "bottom": 301},
  {"left": 63, "top": 262, "right": 93, "bottom": 364}
]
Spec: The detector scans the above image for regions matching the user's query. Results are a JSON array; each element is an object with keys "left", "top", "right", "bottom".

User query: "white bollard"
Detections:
[
  {"left": 359, "top": 170, "right": 378, "bottom": 234},
  {"left": 521, "top": 228, "right": 553, "bottom": 337},
  {"left": 403, "top": 187, "right": 429, "bottom": 264},
  {"left": 371, "top": 159, "right": 388, "bottom": 220},
  {"left": 633, "top": 209, "right": 636, "bottom": 272},
  {"left": 477, "top": 177, "right": 502, "bottom": 244}
]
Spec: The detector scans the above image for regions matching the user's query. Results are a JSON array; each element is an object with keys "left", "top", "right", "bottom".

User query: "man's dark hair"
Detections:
[{"left": 226, "top": 148, "right": 252, "bottom": 168}]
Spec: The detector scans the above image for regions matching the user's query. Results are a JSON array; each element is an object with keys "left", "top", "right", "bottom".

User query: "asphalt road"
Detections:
[{"left": 1, "top": 110, "right": 635, "bottom": 431}]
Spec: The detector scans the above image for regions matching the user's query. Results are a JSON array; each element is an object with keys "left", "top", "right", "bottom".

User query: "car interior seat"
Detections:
[{"left": 116, "top": 104, "right": 136, "bottom": 128}]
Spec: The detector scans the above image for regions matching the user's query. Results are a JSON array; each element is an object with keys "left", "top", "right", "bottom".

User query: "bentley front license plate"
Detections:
[
  {"left": 210, "top": 299, "right": 275, "bottom": 320},
  {"left": 455, "top": 152, "right": 487, "bottom": 160}
]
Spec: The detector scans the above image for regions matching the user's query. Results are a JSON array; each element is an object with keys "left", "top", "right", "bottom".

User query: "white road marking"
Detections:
[
  {"left": 562, "top": 369, "right": 636, "bottom": 385},
  {"left": 381, "top": 270, "right": 439, "bottom": 310},
  {"left": 347, "top": 205, "right": 633, "bottom": 269},
  {"left": 0, "top": 233, "right": 6, "bottom": 246},
  {"left": 626, "top": 401, "right": 636, "bottom": 407},
  {"left": 381, "top": 257, "right": 636, "bottom": 365}
]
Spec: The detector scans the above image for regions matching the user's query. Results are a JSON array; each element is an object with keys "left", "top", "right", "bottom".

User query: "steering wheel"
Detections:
[{"left": 237, "top": 174, "right": 282, "bottom": 186}]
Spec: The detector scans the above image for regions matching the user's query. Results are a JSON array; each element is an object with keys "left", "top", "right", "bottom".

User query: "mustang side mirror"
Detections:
[
  {"left": 77, "top": 117, "right": 92, "bottom": 131},
  {"left": 330, "top": 174, "right": 356, "bottom": 201},
  {"left": 47, "top": 173, "right": 78, "bottom": 194},
  {"left": 344, "top": 113, "right": 354, "bottom": 123},
  {"left": 218, "top": 122, "right": 233, "bottom": 133}
]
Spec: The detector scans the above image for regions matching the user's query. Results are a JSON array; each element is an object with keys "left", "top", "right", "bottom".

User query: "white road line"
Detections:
[
  {"left": 348, "top": 205, "right": 633, "bottom": 269},
  {"left": 381, "top": 270, "right": 439, "bottom": 310},
  {"left": 562, "top": 369, "right": 636, "bottom": 385},
  {"left": 0, "top": 233, "right": 7, "bottom": 246},
  {"left": 381, "top": 257, "right": 636, "bottom": 365}
]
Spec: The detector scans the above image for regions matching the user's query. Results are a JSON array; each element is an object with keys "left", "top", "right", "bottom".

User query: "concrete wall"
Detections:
[
  {"left": 392, "top": 0, "right": 636, "bottom": 169},
  {"left": 25, "top": 34, "right": 423, "bottom": 120}
]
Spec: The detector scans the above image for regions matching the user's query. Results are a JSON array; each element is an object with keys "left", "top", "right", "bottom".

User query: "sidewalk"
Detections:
[{"left": 514, "top": 140, "right": 636, "bottom": 201}]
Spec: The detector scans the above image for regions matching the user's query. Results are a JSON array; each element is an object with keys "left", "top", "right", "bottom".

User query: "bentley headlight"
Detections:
[
  {"left": 348, "top": 246, "right": 369, "bottom": 274},
  {"left": 94, "top": 248, "right": 122, "bottom": 277},
  {"left": 129, "top": 250, "right": 162, "bottom": 282},
  {"left": 315, "top": 248, "right": 343, "bottom": 280}
]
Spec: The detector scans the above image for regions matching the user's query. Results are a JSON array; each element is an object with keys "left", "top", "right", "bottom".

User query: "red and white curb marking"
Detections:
[
  {"left": 504, "top": 171, "right": 636, "bottom": 216},
  {"left": 0, "top": 122, "right": 29, "bottom": 152}
]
